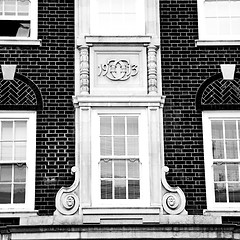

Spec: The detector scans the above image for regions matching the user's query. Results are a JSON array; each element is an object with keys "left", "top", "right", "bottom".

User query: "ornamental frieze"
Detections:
[{"left": 98, "top": 59, "right": 138, "bottom": 81}]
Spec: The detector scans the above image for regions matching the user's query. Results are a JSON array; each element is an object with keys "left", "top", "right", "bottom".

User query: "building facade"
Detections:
[{"left": 1, "top": 0, "right": 240, "bottom": 239}]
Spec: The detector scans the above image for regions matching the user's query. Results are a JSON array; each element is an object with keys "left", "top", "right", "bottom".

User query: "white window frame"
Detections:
[
  {"left": 0, "top": 111, "right": 36, "bottom": 211},
  {"left": 203, "top": 110, "right": 240, "bottom": 211},
  {"left": 197, "top": 0, "right": 240, "bottom": 41},
  {"left": 90, "top": 0, "right": 145, "bottom": 36},
  {"left": 91, "top": 108, "right": 150, "bottom": 207},
  {"left": 0, "top": 0, "right": 38, "bottom": 44}
]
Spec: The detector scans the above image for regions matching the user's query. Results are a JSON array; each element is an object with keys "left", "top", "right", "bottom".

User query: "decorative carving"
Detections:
[
  {"left": 54, "top": 166, "right": 80, "bottom": 215},
  {"left": 98, "top": 59, "right": 138, "bottom": 81},
  {"left": 162, "top": 166, "right": 187, "bottom": 215},
  {"left": 78, "top": 46, "right": 89, "bottom": 94},
  {"left": 147, "top": 45, "right": 158, "bottom": 94}
]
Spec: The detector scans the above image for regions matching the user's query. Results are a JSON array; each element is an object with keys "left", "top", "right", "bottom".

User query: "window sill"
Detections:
[
  {"left": 195, "top": 40, "right": 240, "bottom": 46},
  {"left": 0, "top": 39, "right": 41, "bottom": 46},
  {"left": 204, "top": 209, "right": 240, "bottom": 216},
  {"left": 78, "top": 36, "right": 152, "bottom": 45},
  {"left": 0, "top": 210, "right": 38, "bottom": 218}
]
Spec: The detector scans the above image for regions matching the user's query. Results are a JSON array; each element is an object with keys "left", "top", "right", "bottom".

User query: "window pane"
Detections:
[
  {"left": 114, "top": 160, "right": 126, "bottom": 178},
  {"left": 231, "top": 2, "right": 240, "bottom": 17},
  {"left": 100, "top": 117, "right": 111, "bottom": 135},
  {"left": 0, "top": 0, "right": 3, "bottom": 15},
  {"left": 128, "top": 180, "right": 140, "bottom": 199},
  {"left": 111, "top": 0, "right": 123, "bottom": 13},
  {"left": 213, "top": 164, "right": 225, "bottom": 181},
  {"left": 211, "top": 121, "right": 223, "bottom": 139},
  {"left": 123, "top": 0, "right": 135, "bottom": 13},
  {"left": 100, "top": 136, "right": 112, "bottom": 156},
  {"left": 14, "top": 142, "right": 26, "bottom": 161},
  {"left": 4, "top": 0, "right": 16, "bottom": 15},
  {"left": 113, "top": 117, "right": 125, "bottom": 135},
  {"left": 225, "top": 121, "right": 236, "bottom": 139},
  {"left": 0, "top": 164, "right": 12, "bottom": 182},
  {"left": 128, "top": 160, "right": 139, "bottom": 178},
  {"left": 100, "top": 160, "right": 112, "bottom": 178},
  {"left": 226, "top": 140, "right": 238, "bottom": 159},
  {"left": 15, "top": 121, "right": 27, "bottom": 140},
  {"left": 113, "top": 136, "right": 125, "bottom": 155},
  {"left": 231, "top": 18, "right": 240, "bottom": 35},
  {"left": 127, "top": 136, "right": 139, "bottom": 155},
  {"left": 212, "top": 140, "right": 224, "bottom": 159},
  {"left": 229, "top": 183, "right": 240, "bottom": 202},
  {"left": 14, "top": 164, "right": 26, "bottom": 182},
  {"left": 1, "top": 121, "right": 13, "bottom": 141},
  {"left": 1, "top": 142, "right": 13, "bottom": 161},
  {"left": 101, "top": 180, "right": 112, "bottom": 199},
  {"left": 13, "top": 183, "right": 25, "bottom": 203},
  {"left": 219, "top": 17, "right": 231, "bottom": 35},
  {"left": 0, "top": 184, "right": 11, "bottom": 203},
  {"left": 115, "top": 179, "right": 126, "bottom": 199},
  {"left": 127, "top": 116, "right": 138, "bottom": 135},
  {"left": 215, "top": 183, "right": 227, "bottom": 202},
  {"left": 227, "top": 163, "right": 239, "bottom": 181},
  {"left": 17, "top": 0, "right": 29, "bottom": 16}
]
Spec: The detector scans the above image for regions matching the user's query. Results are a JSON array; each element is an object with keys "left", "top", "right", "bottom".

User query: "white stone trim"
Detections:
[
  {"left": 195, "top": 40, "right": 240, "bottom": 46},
  {"left": 0, "top": 39, "right": 41, "bottom": 46}
]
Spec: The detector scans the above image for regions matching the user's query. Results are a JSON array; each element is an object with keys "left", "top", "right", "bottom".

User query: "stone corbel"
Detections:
[
  {"left": 162, "top": 166, "right": 187, "bottom": 215},
  {"left": 54, "top": 166, "right": 80, "bottom": 215},
  {"left": 78, "top": 45, "right": 89, "bottom": 94}
]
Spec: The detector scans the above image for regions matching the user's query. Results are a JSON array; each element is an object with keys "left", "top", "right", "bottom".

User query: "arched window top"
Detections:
[
  {"left": 196, "top": 72, "right": 240, "bottom": 111},
  {"left": 0, "top": 73, "right": 43, "bottom": 110}
]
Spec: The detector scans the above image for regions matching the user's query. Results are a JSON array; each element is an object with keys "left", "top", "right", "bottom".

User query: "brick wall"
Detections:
[
  {"left": 0, "top": 0, "right": 75, "bottom": 215},
  {"left": 160, "top": 0, "right": 240, "bottom": 214}
]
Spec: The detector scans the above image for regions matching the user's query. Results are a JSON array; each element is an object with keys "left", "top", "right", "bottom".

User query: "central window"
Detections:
[
  {"left": 92, "top": 108, "right": 149, "bottom": 206},
  {"left": 90, "top": 0, "right": 145, "bottom": 35}
]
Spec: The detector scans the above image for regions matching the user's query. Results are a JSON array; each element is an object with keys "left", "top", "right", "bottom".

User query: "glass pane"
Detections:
[
  {"left": 227, "top": 164, "right": 239, "bottom": 181},
  {"left": 128, "top": 160, "right": 139, "bottom": 178},
  {"left": 225, "top": 121, "right": 237, "bottom": 139},
  {"left": 0, "top": 184, "right": 11, "bottom": 203},
  {"left": 124, "top": 0, "right": 135, "bottom": 13},
  {"left": 111, "top": 0, "right": 123, "bottom": 13},
  {"left": 0, "top": 164, "right": 12, "bottom": 182},
  {"left": 15, "top": 121, "right": 27, "bottom": 140},
  {"left": 229, "top": 183, "right": 240, "bottom": 202},
  {"left": 231, "top": 2, "right": 240, "bottom": 17},
  {"left": 113, "top": 136, "right": 125, "bottom": 155},
  {"left": 205, "top": 18, "right": 218, "bottom": 36},
  {"left": 218, "top": 1, "right": 230, "bottom": 17},
  {"left": 4, "top": 0, "right": 16, "bottom": 15},
  {"left": 100, "top": 136, "right": 112, "bottom": 156},
  {"left": 214, "top": 183, "right": 227, "bottom": 202},
  {"left": 14, "top": 142, "right": 26, "bottom": 161},
  {"left": 231, "top": 18, "right": 240, "bottom": 35},
  {"left": 226, "top": 140, "right": 238, "bottom": 159},
  {"left": 14, "top": 164, "right": 26, "bottom": 182},
  {"left": 115, "top": 179, "right": 126, "bottom": 199},
  {"left": 128, "top": 180, "right": 140, "bottom": 199},
  {"left": 100, "top": 117, "right": 111, "bottom": 135},
  {"left": 1, "top": 142, "right": 13, "bottom": 161},
  {"left": 99, "top": 0, "right": 110, "bottom": 13},
  {"left": 127, "top": 117, "right": 138, "bottom": 135},
  {"left": 17, "top": 0, "right": 29, "bottom": 16},
  {"left": 100, "top": 160, "right": 112, "bottom": 178},
  {"left": 213, "top": 164, "right": 225, "bottom": 181},
  {"left": 1, "top": 121, "right": 13, "bottom": 141},
  {"left": 113, "top": 117, "right": 125, "bottom": 135},
  {"left": 0, "top": 0, "right": 3, "bottom": 15},
  {"left": 13, "top": 183, "right": 25, "bottom": 203},
  {"left": 127, "top": 136, "right": 139, "bottom": 155},
  {"left": 101, "top": 180, "right": 112, "bottom": 199},
  {"left": 114, "top": 160, "right": 126, "bottom": 178},
  {"left": 219, "top": 17, "right": 231, "bottom": 35},
  {"left": 212, "top": 140, "right": 224, "bottom": 159},
  {"left": 205, "top": 2, "right": 217, "bottom": 17},
  {"left": 211, "top": 121, "right": 223, "bottom": 139}
]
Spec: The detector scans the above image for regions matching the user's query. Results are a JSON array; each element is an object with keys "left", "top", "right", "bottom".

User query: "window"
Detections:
[
  {"left": 92, "top": 109, "right": 149, "bottom": 206},
  {"left": 198, "top": 0, "right": 240, "bottom": 40},
  {"left": 203, "top": 111, "right": 240, "bottom": 210},
  {"left": 0, "top": 0, "right": 38, "bottom": 39},
  {"left": 0, "top": 111, "right": 36, "bottom": 210},
  {"left": 90, "top": 0, "right": 145, "bottom": 35}
]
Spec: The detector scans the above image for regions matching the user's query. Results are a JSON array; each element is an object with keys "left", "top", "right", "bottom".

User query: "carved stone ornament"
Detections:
[
  {"left": 162, "top": 166, "right": 187, "bottom": 215},
  {"left": 98, "top": 59, "right": 138, "bottom": 81},
  {"left": 54, "top": 166, "right": 80, "bottom": 215}
]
